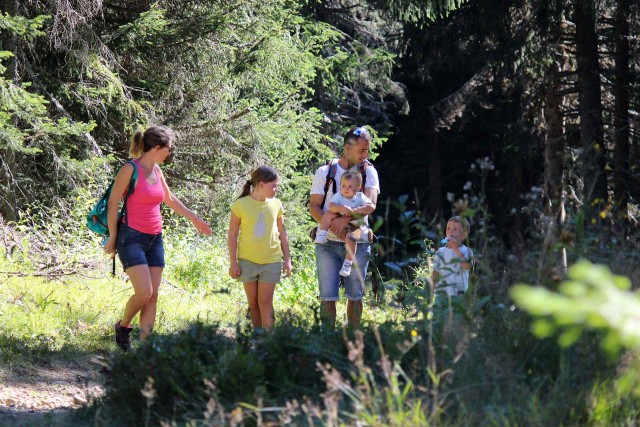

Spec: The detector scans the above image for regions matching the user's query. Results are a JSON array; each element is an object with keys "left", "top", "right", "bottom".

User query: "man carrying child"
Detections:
[
  {"left": 309, "top": 126, "right": 380, "bottom": 327},
  {"left": 314, "top": 171, "right": 375, "bottom": 277}
]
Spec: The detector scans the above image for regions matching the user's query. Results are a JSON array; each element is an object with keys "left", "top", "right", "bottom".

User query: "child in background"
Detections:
[
  {"left": 432, "top": 216, "right": 473, "bottom": 296},
  {"left": 227, "top": 166, "right": 292, "bottom": 331},
  {"left": 314, "top": 171, "right": 375, "bottom": 277}
]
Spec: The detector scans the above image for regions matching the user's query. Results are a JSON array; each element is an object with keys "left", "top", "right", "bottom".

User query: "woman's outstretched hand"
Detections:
[{"left": 191, "top": 215, "right": 212, "bottom": 235}]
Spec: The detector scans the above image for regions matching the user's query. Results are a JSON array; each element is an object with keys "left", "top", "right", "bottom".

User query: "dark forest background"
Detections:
[{"left": 2, "top": 0, "right": 639, "bottom": 254}]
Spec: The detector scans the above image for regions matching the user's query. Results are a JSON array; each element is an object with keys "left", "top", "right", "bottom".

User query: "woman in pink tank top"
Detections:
[{"left": 103, "top": 125, "right": 212, "bottom": 351}]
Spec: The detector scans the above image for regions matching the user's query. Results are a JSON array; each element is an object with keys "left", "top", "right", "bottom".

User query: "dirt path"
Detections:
[{"left": 0, "top": 353, "right": 107, "bottom": 426}]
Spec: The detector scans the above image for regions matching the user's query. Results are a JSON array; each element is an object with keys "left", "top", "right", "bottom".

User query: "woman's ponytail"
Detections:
[
  {"left": 129, "top": 125, "right": 174, "bottom": 159},
  {"left": 129, "top": 130, "right": 145, "bottom": 158}
]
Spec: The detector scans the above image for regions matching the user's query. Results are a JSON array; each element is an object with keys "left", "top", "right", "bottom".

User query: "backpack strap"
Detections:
[
  {"left": 113, "top": 160, "right": 138, "bottom": 276},
  {"left": 120, "top": 160, "right": 139, "bottom": 226},
  {"left": 358, "top": 159, "right": 371, "bottom": 192},
  {"left": 321, "top": 159, "right": 339, "bottom": 210}
]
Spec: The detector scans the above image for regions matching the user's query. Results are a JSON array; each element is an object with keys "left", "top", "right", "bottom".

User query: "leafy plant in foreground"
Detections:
[{"left": 511, "top": 260, "right": 640, "bottom": 356}]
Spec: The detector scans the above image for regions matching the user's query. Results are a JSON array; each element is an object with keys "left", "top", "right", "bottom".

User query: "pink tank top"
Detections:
[{"left": 123, "top": 160, "right": 165, "bottom": 234}]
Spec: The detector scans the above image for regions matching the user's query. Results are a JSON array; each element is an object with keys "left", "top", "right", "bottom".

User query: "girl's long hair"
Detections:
[
  {"left": 238, "top": 165, "right": 279, "bottom": 198},
  {"left": 129, "top": 125, "right": 174, "bottom": 158}
]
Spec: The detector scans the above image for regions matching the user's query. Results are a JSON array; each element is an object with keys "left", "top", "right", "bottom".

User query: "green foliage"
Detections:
[
  {"left": 511, "top": 260, "right": 640, "bottom": 356},
  {"left": 0, "top": 12, "right": 48, "bottom": 39},
  {"left": 100, "top": 319, "right": 437, "bottom": 425},
  {"left": 1, "top": 0, "right": 400, "bottom": 235},
  {"left": 2, "top": 215, "right": 635, "bottom": 426},
  {"left": 163, "top": 231, "right": 232, "bottom": 294},
  {"left": 386, "top": 0, "right": 469, "bottom": 25},
  {"left": 0, "top": 65, "right": 95, "bottom": 152}
]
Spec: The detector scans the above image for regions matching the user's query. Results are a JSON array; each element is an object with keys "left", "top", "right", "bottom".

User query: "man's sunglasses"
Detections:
[{"left": 353, "top": 126, "right": 369, "bottom": 137}]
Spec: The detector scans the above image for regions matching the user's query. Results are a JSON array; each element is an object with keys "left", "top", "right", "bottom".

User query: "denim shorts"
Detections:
[
  {"left": 116, "top": 223, "right": 165, "bottom": 270},
  {"left": 237, "top": 259, "right": 282, "bottom": 284},
  {"left": 316, "top": 241, "right": 371, "bottom": 301}
]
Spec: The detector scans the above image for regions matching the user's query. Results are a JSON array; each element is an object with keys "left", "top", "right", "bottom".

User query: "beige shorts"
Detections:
[{"left": 237, "top": 259, "right": 282, "bottom": 284}]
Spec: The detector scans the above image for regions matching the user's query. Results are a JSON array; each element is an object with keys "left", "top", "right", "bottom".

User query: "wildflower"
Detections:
[
  {"left": 230, "top": 407, "right": 243, "bottom": 424},
  {"left": 411, "top": 329, "right": 418, "bottom": 338},
  {"left": 599, "top": 211, "right": 606, "bottom": 219}
]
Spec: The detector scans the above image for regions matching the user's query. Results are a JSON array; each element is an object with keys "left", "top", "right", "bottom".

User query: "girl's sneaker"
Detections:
[
  {"left": 339, "top": 260, "right": 353, "bottom": 277},
  {"left": 115, "top": 321, "right": 133, "bottom": 351},
  {"left": 314, "top": 230, "right": 328, "bottom": 244}
]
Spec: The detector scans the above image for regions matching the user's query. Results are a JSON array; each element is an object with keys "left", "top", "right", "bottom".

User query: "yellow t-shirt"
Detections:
[{"left": 231, "top": 196, "right": 284, "bottom": 264}]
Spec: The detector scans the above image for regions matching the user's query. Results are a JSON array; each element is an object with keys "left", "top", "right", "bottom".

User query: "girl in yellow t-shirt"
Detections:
[{"left": 227, "top": 165, "right": 292, "bottom": 330}]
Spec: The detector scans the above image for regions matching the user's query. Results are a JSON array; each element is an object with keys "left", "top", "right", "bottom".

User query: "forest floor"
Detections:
[{"left": 0, "top": 352, "right": 106, "bottom": 426}]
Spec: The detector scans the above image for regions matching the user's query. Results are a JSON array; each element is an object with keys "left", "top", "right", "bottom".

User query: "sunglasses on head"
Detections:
[{"left": 353, "top": 126, "right": 369, "bottom": 137}]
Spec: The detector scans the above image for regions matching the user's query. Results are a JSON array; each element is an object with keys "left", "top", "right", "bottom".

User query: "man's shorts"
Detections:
[{"left": 316, "top": 241, "right": 370, "bottom": 301}]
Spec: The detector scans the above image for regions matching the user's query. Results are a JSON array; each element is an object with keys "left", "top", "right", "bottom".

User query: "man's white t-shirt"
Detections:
[{"left": 310, "top": 160, "right": 380, "bottom": 242}]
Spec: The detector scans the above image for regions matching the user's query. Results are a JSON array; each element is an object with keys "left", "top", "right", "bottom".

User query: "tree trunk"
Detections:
[
  {"left": 543, "top": 65, "right": 565, "bottom": 224},
  {"left": 542, "top": 53, "right": 568, "bottom": 278},
  {"left": 0, "top": 0, "right": 19, "bottom": 221},
  {"left": 612, "top": 0, "right": 630, "bottom": 225},
  {"left": 574, "top": 0, "right": 607, "bottom": 221}
]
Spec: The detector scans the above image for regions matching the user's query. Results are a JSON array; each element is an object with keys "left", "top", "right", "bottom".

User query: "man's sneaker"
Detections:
[
  {"left": 339, "top": 260, "right": 353, "bottom": 277},
  {"left": 115, "top": 321, "right": 133, "bottom": 351},
  {"left": 314, "top": 230, "right": 328, "bottom": 244}
]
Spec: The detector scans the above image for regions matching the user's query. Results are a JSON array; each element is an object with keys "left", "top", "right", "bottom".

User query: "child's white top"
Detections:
[
  {"left": 331, "top": 191, "right": 371, "bottom": 210},
  {"left": 433, "top": 245, "right": 473, "bottom": 296},
  {"left": 332, "top": 191, "right": 372, "bottom": 231},
  {"left": 310, "top": 162, "right": 380, "bottom": 212},
  {"left": 311, "top": 162, "right": 380, "bottom": 243}
]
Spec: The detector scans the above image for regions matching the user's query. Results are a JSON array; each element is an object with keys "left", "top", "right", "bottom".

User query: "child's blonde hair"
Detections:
[
  {"left": 341, "top": 171, "right": 362, "bottom": 188},
  {"left": 448, "top": 216, "right": 470, "bottom": 237}
]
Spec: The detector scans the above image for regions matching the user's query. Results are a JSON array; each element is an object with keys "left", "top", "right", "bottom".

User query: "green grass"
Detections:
[
  {"left": 0, "top": 231, "right": 400, "bottom": 363},
  {"left": 2, "top": 227, "right": 639, "bottom": 426}
]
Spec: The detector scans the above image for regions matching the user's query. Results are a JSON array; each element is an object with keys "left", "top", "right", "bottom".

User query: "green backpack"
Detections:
[{"left": 87, "top": 161, "right": 138, "bottom": 236}]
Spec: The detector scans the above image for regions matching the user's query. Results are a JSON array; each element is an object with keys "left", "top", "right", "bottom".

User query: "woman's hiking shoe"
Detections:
[{"left": 115, "top": 321, "right": 133, "bottom": 351}]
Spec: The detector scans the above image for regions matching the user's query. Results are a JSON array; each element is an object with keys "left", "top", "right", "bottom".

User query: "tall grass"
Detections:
[{"left": 2, "top": 173, "right": 640, "bottom": 425}]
